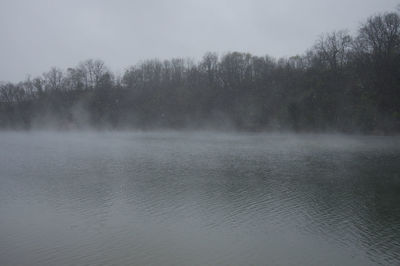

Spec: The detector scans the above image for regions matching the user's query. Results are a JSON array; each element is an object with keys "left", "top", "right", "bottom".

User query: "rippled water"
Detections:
[{"left": 0, "top": 131, "right": 399, "bottom": 265}]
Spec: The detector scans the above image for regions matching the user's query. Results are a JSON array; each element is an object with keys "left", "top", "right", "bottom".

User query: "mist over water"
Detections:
[
  {"left": 1, "top": 1, "right": 399, "bottom": 265},
  {"left": 0, "top": 131, "right": 399, "bottom": 265}
]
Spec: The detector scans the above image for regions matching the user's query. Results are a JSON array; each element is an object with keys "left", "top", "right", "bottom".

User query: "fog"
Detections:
[
  {"left": 1, "top": 131, "right": 400, "bottom": 265},
  {"left": 1, "top": 1, "right": 400, "bottom": 265},
  {"left": 1, "top": 4, "right": 400, "bottom": 133}
]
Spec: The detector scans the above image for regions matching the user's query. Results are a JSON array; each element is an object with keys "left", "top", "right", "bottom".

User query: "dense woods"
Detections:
[{"left": 1, "top": 10, "right": 400, "bottom": 133}]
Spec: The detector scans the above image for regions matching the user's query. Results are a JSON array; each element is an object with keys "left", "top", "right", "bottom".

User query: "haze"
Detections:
[{"left": 0, "top": 0, "right": 398, "bottom": 82}]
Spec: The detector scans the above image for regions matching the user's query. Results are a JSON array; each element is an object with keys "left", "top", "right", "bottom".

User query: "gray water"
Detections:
[{"left": 0, "top": 132, "right": 399, "bottom": 266}]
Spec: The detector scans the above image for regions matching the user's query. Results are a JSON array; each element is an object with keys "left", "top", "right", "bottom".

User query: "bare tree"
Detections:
[
  {"left": 356, "top": 12, "right": 400, "bottom": 61},
  {"left": 43, "top": 67, "right": 64, "bottom": 91},
  {"left": 78, "top": 59, "right": 108, "bottom": 89},
  {"left": 314, "top": 30, "right": 352, "bottom": 71}
]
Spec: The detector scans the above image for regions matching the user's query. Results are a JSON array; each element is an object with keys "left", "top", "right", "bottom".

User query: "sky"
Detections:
[{"left": 0, "top": 0, "right": 398, "bottom": 82}]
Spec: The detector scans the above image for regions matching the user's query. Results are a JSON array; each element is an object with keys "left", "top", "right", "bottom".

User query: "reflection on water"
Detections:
[{"left": 0, "top": 132, "right": 399, "bottom": 265}]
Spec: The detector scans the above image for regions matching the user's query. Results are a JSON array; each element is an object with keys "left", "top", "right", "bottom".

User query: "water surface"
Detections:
[{"left": 0, "top": 132, "right": 399, "bottom": 265}]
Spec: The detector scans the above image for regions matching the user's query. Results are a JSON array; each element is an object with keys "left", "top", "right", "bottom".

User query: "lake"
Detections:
[{"left": 0, "top": 131, "right": 399, "bottom": 265}]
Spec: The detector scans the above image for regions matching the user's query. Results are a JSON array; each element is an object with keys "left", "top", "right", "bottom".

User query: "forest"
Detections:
[{"left": 1, "top": 10, "right": 399, "bottom": 133}]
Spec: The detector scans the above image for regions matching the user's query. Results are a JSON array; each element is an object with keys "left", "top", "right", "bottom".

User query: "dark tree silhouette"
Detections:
[{"left": 1, "top": 10, "right": 399, "bottom": 133}]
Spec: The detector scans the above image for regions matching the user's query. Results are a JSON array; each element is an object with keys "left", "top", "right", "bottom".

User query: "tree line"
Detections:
[{"left": 1, "top": 10, "right": 399, "bottom": 133}]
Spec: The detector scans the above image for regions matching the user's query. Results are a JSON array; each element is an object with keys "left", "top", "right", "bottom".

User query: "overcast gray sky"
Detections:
[{"left": 0, "top": 0, "right": 398, "bottom": 82}]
